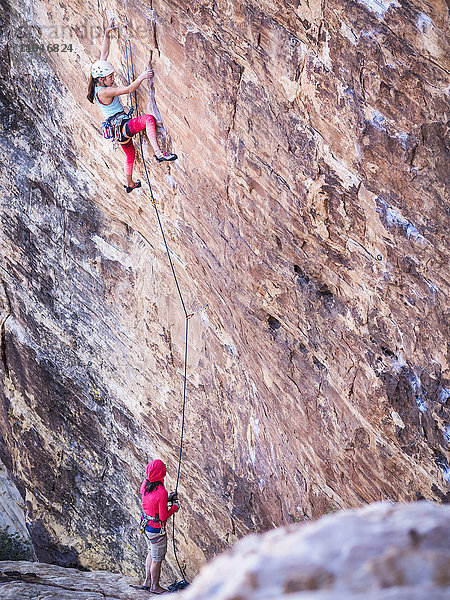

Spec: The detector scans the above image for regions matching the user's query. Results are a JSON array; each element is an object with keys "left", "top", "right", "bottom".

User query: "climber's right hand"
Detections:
[{"left": 173, "top": 502, "right": 180, "bottom": 512}]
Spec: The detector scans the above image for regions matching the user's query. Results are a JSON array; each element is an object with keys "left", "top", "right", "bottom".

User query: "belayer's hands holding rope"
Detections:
[{"left": 168, "top": 491, "right": 180, "bottom": 511}]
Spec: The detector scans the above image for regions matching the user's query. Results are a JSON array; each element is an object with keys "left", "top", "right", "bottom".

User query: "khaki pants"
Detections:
[{"left": 145, "top": 530, "right": 167, "bottom": 562}]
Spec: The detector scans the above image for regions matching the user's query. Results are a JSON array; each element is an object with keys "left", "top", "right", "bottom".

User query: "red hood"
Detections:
[{"left": 146, "top": 459, "right": 166, "bottom": 482}]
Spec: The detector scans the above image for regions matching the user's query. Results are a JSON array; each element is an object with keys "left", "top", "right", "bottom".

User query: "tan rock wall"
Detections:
[{"left": 0, "top": 0, "right": 448, "bottom": 579}]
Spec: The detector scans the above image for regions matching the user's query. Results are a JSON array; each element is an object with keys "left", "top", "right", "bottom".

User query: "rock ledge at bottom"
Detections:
[{"left": 0, "top": 561, "right": 152, "bottom": 599}]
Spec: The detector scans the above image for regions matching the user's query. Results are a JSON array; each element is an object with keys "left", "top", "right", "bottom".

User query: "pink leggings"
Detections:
[{"left": 121, "top": 114, "right": 157, "bottom": 176}]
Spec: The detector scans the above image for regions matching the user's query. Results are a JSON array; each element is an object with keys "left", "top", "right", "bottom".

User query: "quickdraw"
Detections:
[{"left": 186, "top": 304, "right": 209, "bottom": 320}]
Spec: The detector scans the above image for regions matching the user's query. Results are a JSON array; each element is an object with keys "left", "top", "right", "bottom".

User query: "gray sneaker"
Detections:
[{"left": 155, "top": 152, "right": 177, "bottom": 162}]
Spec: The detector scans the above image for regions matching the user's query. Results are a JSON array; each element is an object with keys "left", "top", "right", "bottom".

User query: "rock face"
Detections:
[
  {"left": 0, "top": 0, "right": 448, "bottom": 579},
  {"left": 1, "top": 502, "right": 449, "bottom": 599}
]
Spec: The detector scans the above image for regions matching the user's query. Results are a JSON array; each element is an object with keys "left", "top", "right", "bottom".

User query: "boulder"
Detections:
[{"left": 179, "top": 501, "right": 450, "bottom": 600}]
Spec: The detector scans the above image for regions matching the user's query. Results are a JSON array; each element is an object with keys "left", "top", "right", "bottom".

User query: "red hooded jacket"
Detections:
[{"left": 140, "top": 459, "right": 178, "bottom": 529}]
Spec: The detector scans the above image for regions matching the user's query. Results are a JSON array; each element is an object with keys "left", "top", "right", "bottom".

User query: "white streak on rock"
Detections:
[
  {"left": 439, "top": 388, "right": 450, "bottom": 404},
  {"left": 417, "top": 12, "right": 432, "bottom": 33},
  {"left": 393, "top": 352, "right": 407, "bottom": 373},
  {"left": 340, "top": 21, "right": 358, "bottom": 45},
  {"left": 376, "top": 199, "right": 427, "bottom": 245},
  {"left": 357, "top": 0, "right": 400, "bottom": 19},
  {"left": 391, "top": 411, "right": 405, "bottom": 428},
  {"left": 319, "top": 144, "right": 361, "bottom": 190},
  {"left": 416, "top": 397, "right": 428, "bottom": 413},
  {"left": 91, "top": 235, "right": 132, "bottom": 268},
  {"left": 278, "top": 75, "right": 299, "bottom": 102}
]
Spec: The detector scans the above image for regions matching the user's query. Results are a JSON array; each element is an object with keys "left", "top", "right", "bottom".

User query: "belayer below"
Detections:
[
  {"left": 140, "top": 459, "right": 179, "bottom": 594},
  {"left": 87, "top": 18, "right": 177, "bottom": 193}
]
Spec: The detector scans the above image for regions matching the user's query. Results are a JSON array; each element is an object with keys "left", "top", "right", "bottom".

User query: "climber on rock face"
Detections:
[
  {"left": 140, "top": 459, "right": 179, "bottom": 594},
  {"left": 87, "top": 18, "right": 177, "bottom": 193}
]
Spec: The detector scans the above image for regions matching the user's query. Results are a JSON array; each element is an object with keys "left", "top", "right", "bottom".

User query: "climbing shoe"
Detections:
[
  {"left": 155, "top": 152, "right": 178, "bottom": 162},
  {"left": 124, "top": 180, "right": 141, "bottom": 193}
]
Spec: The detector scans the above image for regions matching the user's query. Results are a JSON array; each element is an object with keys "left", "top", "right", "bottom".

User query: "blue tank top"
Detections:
[{"left": 94, "top": 86, "right": 125, "bottom": 119}]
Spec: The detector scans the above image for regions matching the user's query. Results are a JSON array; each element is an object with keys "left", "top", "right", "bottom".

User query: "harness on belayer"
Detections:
[
  {"left": 139, "top": 492, "right": 179, "bottom": 536},
  {"left": 139, "top": 512, "right": 166, "bottom": 536},
  {"left": 101, "top": 107, "right": 133, "bottom": 149}
]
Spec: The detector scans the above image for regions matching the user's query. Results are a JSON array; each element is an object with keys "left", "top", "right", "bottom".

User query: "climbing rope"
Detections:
[{"left": 123, "top": 21, "right": 198, "bottom": 583}]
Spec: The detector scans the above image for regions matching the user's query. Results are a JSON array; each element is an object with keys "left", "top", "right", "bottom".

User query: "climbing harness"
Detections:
[
  {"left": 140, "top": 513, "right": 166, "bottom": 537},
  {"left": 101, "top": 109, "right": 133, "bottom": 149},
  {"left": 123, "top": 18, "right": 206, "bottom": 586}
]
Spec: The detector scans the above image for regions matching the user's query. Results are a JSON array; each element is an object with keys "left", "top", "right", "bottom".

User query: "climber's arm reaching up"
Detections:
[{"left": 100, "top": 17, "right": 118, "bottom": 60}]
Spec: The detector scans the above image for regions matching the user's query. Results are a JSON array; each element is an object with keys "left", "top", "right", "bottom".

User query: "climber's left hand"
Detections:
[{"left": 105, "top": 17, "right": 118, "bottom": 35}]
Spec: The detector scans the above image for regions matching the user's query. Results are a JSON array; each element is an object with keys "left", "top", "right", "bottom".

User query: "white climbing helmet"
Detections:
[{"left": 91, "top": 60, "right": 114, "bottom": 79}]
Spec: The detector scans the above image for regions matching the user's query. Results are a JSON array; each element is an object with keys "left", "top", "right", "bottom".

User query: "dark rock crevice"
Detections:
[{"left": 0, "top": 281, "right": 11, "bottom": 378}]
